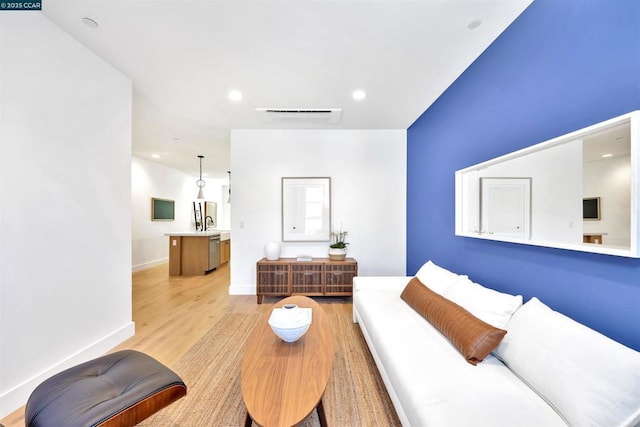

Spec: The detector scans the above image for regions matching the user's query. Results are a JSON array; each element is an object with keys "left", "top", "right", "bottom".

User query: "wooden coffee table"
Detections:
[{"left": 241, "top": 295, "right": 334, "bottom": 427}]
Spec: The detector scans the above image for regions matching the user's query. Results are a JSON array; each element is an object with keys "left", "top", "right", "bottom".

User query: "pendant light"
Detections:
[{"left": 196, "top": 155, "right": 205, "bottom": 199}]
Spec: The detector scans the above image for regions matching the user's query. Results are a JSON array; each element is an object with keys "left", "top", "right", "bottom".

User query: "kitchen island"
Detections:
[{"left": 166, "top": 231, "right": 230, "bottom": 276}]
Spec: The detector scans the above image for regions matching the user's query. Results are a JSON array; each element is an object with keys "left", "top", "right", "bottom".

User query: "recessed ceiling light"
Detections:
[
  {"left": 352, "top": 89, "right": 366, "bottom": 101},
  {"left": 151, "top": 153, "right": 160, "bottom": 159},
  {"left": 228, "top": 90, "right": 243, "bottom": 102},
  {"left": 602, "top": 153, "right": 614, "bottom": 158},
  {"left": 467, "top": 19, "right": 482, "bottom": 30},
  {"left": 82, "top": 17, "right": 99, "bottom": 29}
]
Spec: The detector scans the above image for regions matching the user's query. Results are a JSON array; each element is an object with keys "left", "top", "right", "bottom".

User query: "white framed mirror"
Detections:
[
  {"left": 204, "top": 201, "right": 217, "bottom": 228},
  {"left": 455, "top": 110, "right": 639, "bottom": 258},
  {"left": 282, "top": 177, "right": 331, "bottom": 242}
]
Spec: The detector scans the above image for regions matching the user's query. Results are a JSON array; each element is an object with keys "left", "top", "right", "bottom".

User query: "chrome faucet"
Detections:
[{"left": 204, "top": 216, "right": 214, "bottom": 231}]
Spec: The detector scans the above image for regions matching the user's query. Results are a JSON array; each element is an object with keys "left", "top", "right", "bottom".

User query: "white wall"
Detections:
[
  {"left": 229, "top": 129, "right": 406, "bottom": 295},
  {"left": 0, "top": 13, "right": 133, "bottom": 417},
  {"left": 583, "top": 155, "right": 631, "bottom": 247},
  {"left": 132, "top": 156, "right": 230, "bottom": 271}
]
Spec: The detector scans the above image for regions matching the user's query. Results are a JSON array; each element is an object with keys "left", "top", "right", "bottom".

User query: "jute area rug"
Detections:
[{"left": 141, "top": 308, "right": 400, "bottom": 426}]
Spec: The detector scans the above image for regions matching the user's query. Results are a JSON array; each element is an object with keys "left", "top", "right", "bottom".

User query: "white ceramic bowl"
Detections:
[
  {"left": 268, "top": 304, "right": 312, "bottom": 343},
  {"left": 270, "top": 323, "right": 311, "bottom": 343}
]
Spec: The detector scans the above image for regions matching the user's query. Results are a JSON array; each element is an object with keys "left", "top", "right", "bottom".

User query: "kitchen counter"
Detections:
[
  {"left": 167, "top": 231, "right": 218, "bottom": 276},
  {"left": 166, "top": 230, "right": 231, "bottom": 276},
  {"left": 164, "top": 230, "right": 230, "bottom": 240},
  {"left": 164, "top": 230, "right": 220, "bottom": 237}
]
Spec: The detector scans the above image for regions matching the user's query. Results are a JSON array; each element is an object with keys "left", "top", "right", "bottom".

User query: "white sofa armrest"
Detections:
[{"left": 353, "top": 276, "right": 411, "bottom": 323}]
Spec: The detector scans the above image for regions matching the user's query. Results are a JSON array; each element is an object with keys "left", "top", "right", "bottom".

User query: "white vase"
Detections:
[
  {"left": 264, "top": 241, "right": 281, "bottom": 260},
  {"left": 328, "top": 248, "right": 347, "bottom": 261}
]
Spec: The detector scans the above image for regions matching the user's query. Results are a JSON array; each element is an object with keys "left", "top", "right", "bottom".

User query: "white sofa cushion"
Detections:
[
  {"left": 494, "top": 297, "right": 640, "bottom": 427},
  {"left": 415, "top": 260, "right": 464, "bottom": 295},
  {"left": 444, "top": 276, "right": 523, "bottom": 329}
]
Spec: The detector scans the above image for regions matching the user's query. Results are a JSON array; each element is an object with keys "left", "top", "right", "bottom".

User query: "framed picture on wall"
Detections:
[
  {"left": 151, "top": 198, "right": 175, "bottom": 221},
  {"left": 583, "top": 197, "right": 601, "bottom": 220},
  {"left": 480, "top": 177, "right": 532, "bottom": 240},
  {"left": 282, "top": 177, "right": 331, "bottom": 242}
]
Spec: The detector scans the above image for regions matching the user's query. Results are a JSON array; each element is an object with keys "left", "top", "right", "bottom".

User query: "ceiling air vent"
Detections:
[{"left": 255, "top": 108, "right": 342, "bottom": 124}]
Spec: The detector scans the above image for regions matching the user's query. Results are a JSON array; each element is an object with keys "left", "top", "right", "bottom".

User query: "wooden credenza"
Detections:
[
  {"left": 583, "top": 234, "right": 605, "bottom": 244},
  {"left": 256, "top": 257, "right": 357, "bottom": 304}
]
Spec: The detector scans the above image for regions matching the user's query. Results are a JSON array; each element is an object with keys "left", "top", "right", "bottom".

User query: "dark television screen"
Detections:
[
  {"left": 152, "top": 198, "right": 175, "bottom": 221},
  {"left": 583, "top": 197, "right": 600, "bottom": 220}
]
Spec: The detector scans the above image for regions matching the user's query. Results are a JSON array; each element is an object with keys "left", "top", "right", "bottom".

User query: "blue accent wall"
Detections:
[{"left": 407, "top": 0, "right": 640, "bottom": 350}]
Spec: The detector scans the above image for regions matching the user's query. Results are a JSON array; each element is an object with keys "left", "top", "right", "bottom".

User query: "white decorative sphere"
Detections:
[{"left": 264, "top": 241, "right": 281, "bottom": 260}]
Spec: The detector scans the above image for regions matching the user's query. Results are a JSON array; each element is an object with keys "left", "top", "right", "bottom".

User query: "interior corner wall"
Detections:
[
  {"left": 229, "top": 129, "right": 406, "bottom": 295},
  {"left": 0, "top": 13, "right": 134, "bottom": 417},
  {"left": 407, "top": 0, "right": 640, "bottom": 351}
]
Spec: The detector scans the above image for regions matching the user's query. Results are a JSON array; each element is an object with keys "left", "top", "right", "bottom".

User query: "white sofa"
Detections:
[{"left": 353, "top": 261, "right": 640, "bottom": 427}]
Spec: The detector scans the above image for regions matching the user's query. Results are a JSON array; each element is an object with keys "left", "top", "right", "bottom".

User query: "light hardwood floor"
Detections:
[
  {"left": 1, "top": 263, "right": 243, "bottom": 426},
  {"left": 0, "top": 262, "right": 354, "bottom": 426}
]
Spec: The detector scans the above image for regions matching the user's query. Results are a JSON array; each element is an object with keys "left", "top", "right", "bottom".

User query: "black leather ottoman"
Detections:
[{"left": 25, "top": 350, "right": 186, "bottom": 427}]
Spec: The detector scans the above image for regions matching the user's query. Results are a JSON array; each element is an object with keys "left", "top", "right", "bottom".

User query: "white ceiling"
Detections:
[
  {"left": 583, "top": 122, "right": 631, "bottom": 163},
  {"left": 42, "top": 0, "right": 532, "bottom": 178}
]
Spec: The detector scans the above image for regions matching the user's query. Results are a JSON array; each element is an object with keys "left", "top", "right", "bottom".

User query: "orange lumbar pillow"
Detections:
[{"left": 400, "top": 277, "right": 507, "bottom": 365}]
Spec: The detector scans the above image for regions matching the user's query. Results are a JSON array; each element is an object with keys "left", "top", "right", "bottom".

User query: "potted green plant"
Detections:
[{"left": 328, "top": 229, "right": 349, "bottom": 261}]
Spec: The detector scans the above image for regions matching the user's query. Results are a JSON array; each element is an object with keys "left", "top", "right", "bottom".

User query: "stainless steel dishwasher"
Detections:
[{"left": 208, "top": 234, "right": 221, "bottom": 271}]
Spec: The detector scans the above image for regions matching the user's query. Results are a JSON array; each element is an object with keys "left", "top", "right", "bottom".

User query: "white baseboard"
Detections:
[
  {"left": 0, "top": 321, "right": 135, "bottom": 419},
  {"left": 132, "top": 257, "right": 168, "bottom": 272},
  {"left": 229, "top": 284, "right": 256, "bottom": 295}
]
